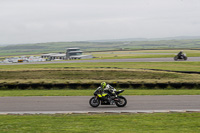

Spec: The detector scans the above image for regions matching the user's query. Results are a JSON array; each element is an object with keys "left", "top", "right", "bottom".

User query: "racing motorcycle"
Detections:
[
  {"left": 89, "top": 88, "right": 127, "bottom": 107},
  {"left": 174, "top": 53, "right": 187, "bottom": 61}
]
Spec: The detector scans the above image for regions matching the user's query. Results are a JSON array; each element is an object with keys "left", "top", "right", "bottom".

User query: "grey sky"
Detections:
[{"left": 0, "top": 0, "right": 200, "bottom": 44}]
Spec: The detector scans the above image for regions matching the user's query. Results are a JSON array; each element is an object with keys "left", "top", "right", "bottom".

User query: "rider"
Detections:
[
  {"left": 177, "top": 50, "right": 184, "bottom": 57},
  {"left": 99, "top": 82, "right": 117, "bottom": 98}
]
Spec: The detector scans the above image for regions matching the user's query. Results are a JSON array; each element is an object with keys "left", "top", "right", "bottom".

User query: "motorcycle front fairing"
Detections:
[
  {"left": 116, "top": 90, "right": 124, "bottom": 95},
  {"left": 93, "top": 87, "right": 103, "bottom": 96},
  {"left": 98, "top": 93, "right": 111, "bottom": 105}
]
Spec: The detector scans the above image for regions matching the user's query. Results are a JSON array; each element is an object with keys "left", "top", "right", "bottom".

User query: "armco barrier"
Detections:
[
  {"left": 0, "top": 82, "right": 199, "bottom": 90},
  {"left": 118, "top": 83, "right": 131, "bottom": 88},
  {"left": 130, "top": 83, "right": 142, "bottom": 88},
  {"left": 156, "top": 83, "right": 169, "bottom": 88},
  {"left": 143, "top": 83, "right": 157, "bottom": 88},
  {"left": 169, "top": 83, "right": 182, "bottom": 89},
  {"left": 181, "top": 83, "right": 197, "bottom": 88}
]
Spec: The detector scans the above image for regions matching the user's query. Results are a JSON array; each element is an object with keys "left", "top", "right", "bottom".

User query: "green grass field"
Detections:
[
  {"left": 0, "top": 113, "right": 199, "bottom": 133},
  {"left": 1, "top": 61, "right": 199, "bottom": 72},
  {"left": 0, "top": 68, "right": 199, "bottom": 83},
  {"left": 90, "top": 49, "right": 200, "bottom": 59},
  {"left": 0, "top": 61, "right": 200, "bottom": 90},
  {"left": 0, "top": 89, "right": 200, "bottom": 97},
  {"left": 0, "top": 62, "right": 200, "bottom": 86}
]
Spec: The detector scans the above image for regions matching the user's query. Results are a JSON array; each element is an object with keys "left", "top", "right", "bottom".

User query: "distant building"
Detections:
[
  {"left": 41, "top": 53, "right": 66, "bottom": 60},
  {"left": 49, "top": 53, "right": 66, "bottom": 60},
  {"left": 66, "top": 48, "right": 83, "bottom": 59},
  {"left": 41, "top": 53, "right": 57, "bottom": 59},
  {"left": 66, "top": 48, "right": 93, "bottom": 59},
  {"left": 41, "top": 48, "right": 93, "bottom": 60}
]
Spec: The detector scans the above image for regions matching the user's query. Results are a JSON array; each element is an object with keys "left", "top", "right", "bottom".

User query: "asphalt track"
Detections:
[
  {"left": 0, "top": 96, "right": 200, "bottom": 114},
  {"left": 0, "top": 57, "right": 200, "bottom": 65}
]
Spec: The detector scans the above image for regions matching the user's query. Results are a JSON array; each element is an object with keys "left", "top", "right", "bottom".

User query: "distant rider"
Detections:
[
  {"left": 97, "top": 82, "right": 117, "bottom": 98},
  {"left": 177, "top": 50, "right": 184, "bottom": 58}
]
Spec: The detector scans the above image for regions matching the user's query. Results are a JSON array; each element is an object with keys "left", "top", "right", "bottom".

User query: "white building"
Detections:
[
  {"left": 41, "top": 48, "right": 93, "bottom": 60},
  {"left": 41, "top": 53, "right": 66, "bottom": 60}
]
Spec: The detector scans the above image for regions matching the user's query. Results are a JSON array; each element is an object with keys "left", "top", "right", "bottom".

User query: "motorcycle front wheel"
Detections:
[
  {"left": 89, "top": 97, "right": 100, "bottom": 107},
  {"left": 174, "top": 56, "right": 178, "bottom": 61},
  {"left": 115, "top": 96, "right": 127, "bottom": 107}
]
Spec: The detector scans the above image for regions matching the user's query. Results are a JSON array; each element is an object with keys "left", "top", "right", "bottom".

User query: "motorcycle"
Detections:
[
  {"left": 174, "top": 53, "right": 187, "bottom": 61},
  {"left": 89, "top": 88, "right": 127, "bottom": 107}
]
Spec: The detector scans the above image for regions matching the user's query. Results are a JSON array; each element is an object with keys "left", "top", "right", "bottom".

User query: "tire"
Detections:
[
  {"left": 115, "top": 96, "right": 127, "bottom": 107},
  {"left": 184, "top": 56, "right": 187, "bottom": 60},
  {"left": 89, "top": 97, "right": 100, "bottom": 107},
  {"left": 174, "top": 56, "right": 178, "bottom": 61}
]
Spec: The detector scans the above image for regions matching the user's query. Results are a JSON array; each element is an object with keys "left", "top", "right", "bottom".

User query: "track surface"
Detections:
[
  {"left": 0, "top": 95, "right": 200, "bottom": 112},
  {"left": 0, "top": 57, "right": 199, "bottom": 65}
]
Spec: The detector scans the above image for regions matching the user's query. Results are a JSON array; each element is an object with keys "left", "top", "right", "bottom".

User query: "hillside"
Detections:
[{"left": 0, "top": 39, "right": 200, "bottom": 56}]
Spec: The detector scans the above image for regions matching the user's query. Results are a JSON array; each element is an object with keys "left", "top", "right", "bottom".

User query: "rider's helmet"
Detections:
[{"left": 101, "top": 82, "right": 107, "bottom": 88}]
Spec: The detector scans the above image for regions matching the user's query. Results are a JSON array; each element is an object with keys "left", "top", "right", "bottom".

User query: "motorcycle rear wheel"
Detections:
[
  {"left": 89, "top": 97, "right": 100, "bottom": 107},
  {"left": 115, "top": 96, "right": 127, "bottom": 107}
]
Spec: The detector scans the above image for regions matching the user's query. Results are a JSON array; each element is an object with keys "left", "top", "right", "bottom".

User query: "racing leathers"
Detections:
[
  {"left": 97, "top": 84, "right": 117, "bottom": 98},
  {"left": 177, "top": 51, "right": 183, "bottom": 57}
]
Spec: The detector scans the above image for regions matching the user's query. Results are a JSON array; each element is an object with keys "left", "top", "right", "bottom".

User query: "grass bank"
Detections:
[
  {"left": 0, "top": 68, "right": 200, "bottom": 89},
  {"left": 90, "top": 49, "right": 200, "bottom": 59},
  {"left": 1, "top": 89, "right": 200, "bottom": 97},
  {"left": 0, "top": 62, "right": 199, "bottom": 72},
  {"left": 0, "top": 62, "right": 199, "bottom": 90},
  {"left": 0, "top": 113, "right": 199, "bottom": 133}
]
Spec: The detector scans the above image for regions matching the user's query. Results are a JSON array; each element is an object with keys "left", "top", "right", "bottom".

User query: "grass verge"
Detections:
[
  {"left": 0, "top": 62, "right": 200, "bottom": 72},
  {"left": 0, "top": 113, "right": 200, "bottom": 133},
  {"left": 1, "top": 89, "right": 200, "bottom": 97},
  {"left": 0, "top": 67, "right": 200, "bottom": 85}
]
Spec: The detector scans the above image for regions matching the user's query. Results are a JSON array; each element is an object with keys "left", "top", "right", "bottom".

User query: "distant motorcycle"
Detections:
[
  {"left": 89, "top": 89, "right": 127, "bottom": 107},
  {"left": 174, "top": 53, "right": 187, "bottom": 61}
]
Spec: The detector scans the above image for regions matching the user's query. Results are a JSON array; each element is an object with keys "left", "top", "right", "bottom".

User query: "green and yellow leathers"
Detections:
[{"left": 97, "top": 93, "right": 107, "bottom": 97}]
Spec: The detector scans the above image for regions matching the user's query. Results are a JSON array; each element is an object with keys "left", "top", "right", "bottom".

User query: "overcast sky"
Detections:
[{"left": 0, "top": 0, "right": 200, "bottom": 44}]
